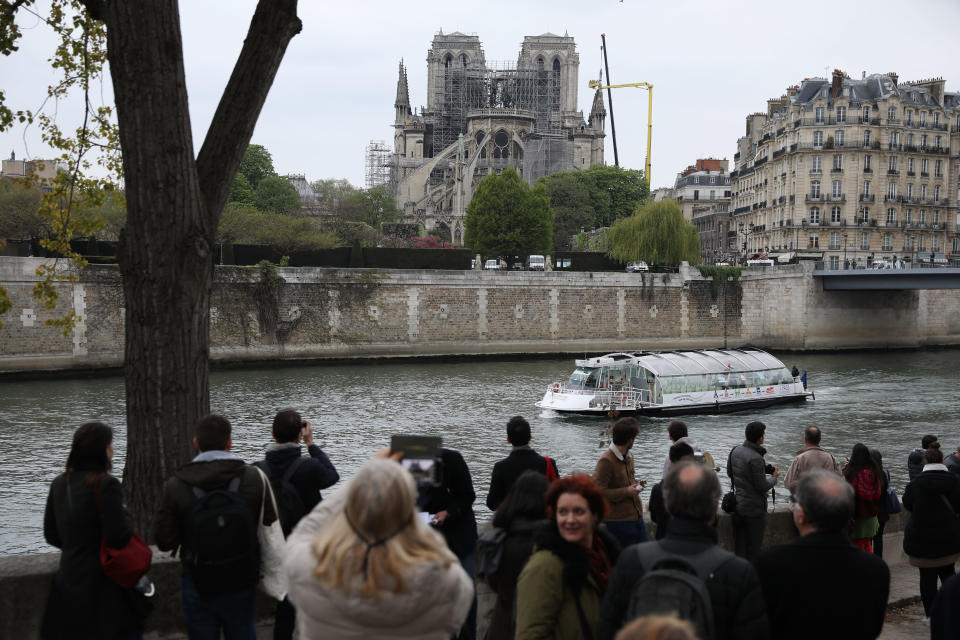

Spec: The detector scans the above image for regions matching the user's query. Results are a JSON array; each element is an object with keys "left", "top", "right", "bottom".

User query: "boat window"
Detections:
[{"left": 568, "top": 367, "right": 598, "bottom": 390}]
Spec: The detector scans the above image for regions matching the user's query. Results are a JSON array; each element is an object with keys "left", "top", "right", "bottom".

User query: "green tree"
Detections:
[
  {"left": 606, "top": 200, "right": 700, "bottom": 265},
  {"left": 343, "top": 184, "right": 400, "bottom": 229},
  {"left": 228, "top": 172, "right": 256, "bottom": 207},
  {"left": 238, "top": 143, "right": 275, "bottom": 189},
  {"left": 536, "top": 171, "right": 594, "bottom": 250},
  {"left": 255, "top": 174, "right": 300, "bottom": 214},
  {"left": 310, "top": 177, "right": 358, "bottom": 214},
  {"left": 584, "top": 164, "right": 649, "bottom": 227},
  {"left": 0, "top": 178, "right": 45, "bottom": 240},
  {"left": 465, "top": 168, "right": 553, "bottom": 255}
]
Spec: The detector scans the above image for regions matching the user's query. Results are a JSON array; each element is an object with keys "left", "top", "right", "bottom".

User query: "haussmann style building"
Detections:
[
  {"left": 390, "top": 30, "right": 607, "bottom": 245},
  {"left": 730, "top": 70, "right": 960, "bottom": 268},
  {"left": 671, "top": 158, "right": 732, "bottom": 263}
]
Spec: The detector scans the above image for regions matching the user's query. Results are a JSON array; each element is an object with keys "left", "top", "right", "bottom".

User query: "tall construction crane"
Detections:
[{"left": 588, "top": 79, "right": 654, "bottom": 185}]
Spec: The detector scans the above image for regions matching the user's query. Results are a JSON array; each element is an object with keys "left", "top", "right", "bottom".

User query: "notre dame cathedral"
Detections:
[{"left": 391, "top": 30, "right": 607, "bottom": 245}]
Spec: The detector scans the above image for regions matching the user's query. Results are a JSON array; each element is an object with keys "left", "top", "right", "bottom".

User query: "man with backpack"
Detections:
[
  {"left": 754, "top": 470, "right": 889, "bottom": 639},
  {"left": 596, "top": 461, "right": 769, "bottom": 640},
  {"left": 254, "top": 409, "right": 339, "bottom": 640},
  {"left": 155, "top": 414, "right": 277, "bottom": 640},
  {"left": 486, "top": 415, "right": 559, "bottom": 510}
]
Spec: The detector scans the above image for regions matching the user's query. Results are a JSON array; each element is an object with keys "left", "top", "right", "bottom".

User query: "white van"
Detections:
[
  {"left": 483, "top": 259, "right": 500, "bottom": 270},
  {"left": 526, "top": 255, "right": 545, "bottom": 271},
  {"left": 746, "top": 259, "right": 775, "bottom": 266}
]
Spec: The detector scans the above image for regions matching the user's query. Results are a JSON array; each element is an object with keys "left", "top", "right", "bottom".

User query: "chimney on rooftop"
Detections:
[
  {"left": 831, "top": 69, "right": 844, "bottom": 98},
  {"left": 888, "top": 72, "right": 898, "bottom": 86}
]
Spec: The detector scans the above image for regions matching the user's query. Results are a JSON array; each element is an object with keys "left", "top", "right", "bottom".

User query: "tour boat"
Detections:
[{"left": 536, "top": 349, "right": 812, "bottom": 417}]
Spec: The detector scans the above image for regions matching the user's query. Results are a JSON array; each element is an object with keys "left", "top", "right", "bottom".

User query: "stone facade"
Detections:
[
  {"left": 5, "top": 258, "right": 960, "bottom": 373},
  {"left": 391, "top": 31, "right": 606, "bottom": 244},
  {"left": 731, "top": 71, "right": 960, "bottom": 268}
]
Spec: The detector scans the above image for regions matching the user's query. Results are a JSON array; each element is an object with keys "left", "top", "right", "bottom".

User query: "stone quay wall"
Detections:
[{"left": 2, "top": 256, "right": 960, "bottom": 373}]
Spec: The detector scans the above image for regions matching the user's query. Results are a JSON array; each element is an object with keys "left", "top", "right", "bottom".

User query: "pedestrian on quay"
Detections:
[
  {"left": 754, "top": 470, "right": 889, "bottom": 640},
  {"left": 283, "top": 456, "right": 473, "bottom": 639},
  {"left": 597, "top": 461, "right": 768, "bottom": 640},
  {"left": 254, "top": 409, "right": 339, "bottom": 640},
  {"left": 870, "top": 448, "right": 891, "bottom": 559},
  {"left": 660, "top": 420, "right": 714, "bottom": 479},
  {"left": 727, "top": 420, "right": 779, "bottom": 560},
  {"left": 155, "top": 414, "right": 276, "bottom": 640},
  {"left": 593, "top": 417, "right": 649, "bottom": 549},
  {"left": 902, "top": 444, "right": 960, "bottom": 619},
  {"left": 515, "top": 473, "right": 621, "bottom": 640},
  {"left": 42, "top": 421, "right": 152, "bottom": 640},
  {"left": 843, "top": 443, "right": 883, "bottom": 553},
  {"left": 907, "top": 434, "right": 938, "bottom": 483},
  {"left": 483, "top": 470, "right": 550, "bottom": 640},
  {"left": 649, "top": 441, "right": 694, "bottom": 540},
  {"left": 418, "top": 447, "right": 479, "bottom": 640},
  {"left": 486, "top": 415, "right": 558, "bottom": 511},
  {"left": 782, "top": 425, "right": 841, "bottom": 495}
]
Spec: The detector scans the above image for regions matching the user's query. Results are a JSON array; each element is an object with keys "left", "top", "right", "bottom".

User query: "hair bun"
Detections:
[{"left": 930, "top": 441, "right": 942, "bottom": 450}]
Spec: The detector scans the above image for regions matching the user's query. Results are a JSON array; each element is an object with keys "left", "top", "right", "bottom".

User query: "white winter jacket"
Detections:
[{"left": 283, "top": 479, "right": 474, "bottom": 640}]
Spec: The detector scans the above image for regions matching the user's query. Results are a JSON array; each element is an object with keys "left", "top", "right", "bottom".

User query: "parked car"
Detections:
[
  {"left": 484, "top": 259, "right": 501, "bottom": 270},
  {"left": 526, "top": 254, "right": 545, "bottom": 271},
  {"left": 625, "top": 261, "right": 649, "bottom": 272}
]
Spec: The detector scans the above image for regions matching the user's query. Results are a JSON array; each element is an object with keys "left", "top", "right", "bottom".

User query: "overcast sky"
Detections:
[{"left": 4, "top": 0, "right": 960, "bottom": 190}]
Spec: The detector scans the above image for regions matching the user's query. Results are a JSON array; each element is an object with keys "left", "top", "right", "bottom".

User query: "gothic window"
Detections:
[
  {"left": 444, "top": 53, "right": 452, "bottom": 68},
  {"left": 550, "top": 58, "right": 561, "bottom": 113},
  {"left": 459, "top": 54, "right": 468, "bottom": 67},
  {"left": 475, "top": 131, "right": 486, "bottom": 159},
  {"left": 493, "top": 130, "right": 510, "bottom": 159}
]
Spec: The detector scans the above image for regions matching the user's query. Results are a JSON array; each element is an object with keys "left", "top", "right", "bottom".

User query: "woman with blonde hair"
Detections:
[{"left": 283, "top": 457, "right": 473, "bottom": 639}]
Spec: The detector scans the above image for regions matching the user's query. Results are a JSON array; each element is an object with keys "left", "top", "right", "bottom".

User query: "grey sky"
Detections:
[{"left": 4, "top": 0, "right": 960, "bottom": 190}]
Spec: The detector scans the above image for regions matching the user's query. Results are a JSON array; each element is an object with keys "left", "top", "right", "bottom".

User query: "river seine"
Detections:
[{"left": 2, "top": 349, "right": 958, "bottom": 555}]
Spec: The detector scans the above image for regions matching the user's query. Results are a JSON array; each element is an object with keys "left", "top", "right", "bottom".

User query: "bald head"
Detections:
[
  {"left": 663, "top": 460, "right": 721, "bottom": 522},
  {"left": 793, "top": 470, "right": 854, "bottom": 533},
  {"left": 804, "top": 425, "right": 822, "bottom": 446}
]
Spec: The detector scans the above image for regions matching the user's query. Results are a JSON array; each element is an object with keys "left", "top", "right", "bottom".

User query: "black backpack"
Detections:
[
  {"left": 625, "top": 542, "right": 732, "bottom": 640},
  {"left": 182, "top": 473, "right": 260, "bottom": 596},
  {"left": 255, "top": 456, "right": 308, "bottom": 537}
]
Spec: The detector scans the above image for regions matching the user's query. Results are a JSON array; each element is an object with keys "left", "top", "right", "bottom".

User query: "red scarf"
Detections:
[{"left": 584, "top": 534, "right": 611, "bottom": 591}]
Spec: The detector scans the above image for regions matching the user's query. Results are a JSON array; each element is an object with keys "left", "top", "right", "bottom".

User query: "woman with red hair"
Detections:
[{"left": 515, "top": 473, "right": 621, "bottom": 640}]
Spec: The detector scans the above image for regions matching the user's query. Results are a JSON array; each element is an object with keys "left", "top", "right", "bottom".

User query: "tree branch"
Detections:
[{"left": 195, "top": 0, "right": 301, "bottom": 232}]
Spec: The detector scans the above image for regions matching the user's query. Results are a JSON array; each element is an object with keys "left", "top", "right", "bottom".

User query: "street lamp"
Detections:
[{"left": 843, "top": 232, "right": 848, "bottom": 269}]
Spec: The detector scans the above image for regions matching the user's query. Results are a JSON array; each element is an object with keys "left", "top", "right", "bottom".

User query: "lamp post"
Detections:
[{"left": 843, "top": 232, "right": 848, "bottom": 269}]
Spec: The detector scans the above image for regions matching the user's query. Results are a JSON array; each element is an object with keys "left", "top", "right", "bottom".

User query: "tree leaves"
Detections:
[
  {"left": 606, "top": 200, "right": 700, "bottom": 266},
  {"left": 464, "top": 168, "right": 553, "bottom": 256}
]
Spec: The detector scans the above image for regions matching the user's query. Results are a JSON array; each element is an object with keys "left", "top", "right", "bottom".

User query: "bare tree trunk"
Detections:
[{"left": 86, "top": 0, "right": 301, "bottom": 537}]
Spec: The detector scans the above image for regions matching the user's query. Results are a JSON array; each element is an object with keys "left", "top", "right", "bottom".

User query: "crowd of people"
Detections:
[{"left": 40, "top": 412, "right": 960, "bottom": 640}]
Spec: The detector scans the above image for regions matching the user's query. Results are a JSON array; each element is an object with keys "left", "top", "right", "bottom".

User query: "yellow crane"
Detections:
[{"left": 588, "top": 80, "right": 653, "bottom": 184}]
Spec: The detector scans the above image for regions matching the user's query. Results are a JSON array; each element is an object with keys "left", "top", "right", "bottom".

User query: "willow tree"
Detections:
[
  {"left": 606, "top": 200, "right": 700, "bottom": 265},
  {"left": 2, "top": 0, "right": 302, "bottom": 534}
]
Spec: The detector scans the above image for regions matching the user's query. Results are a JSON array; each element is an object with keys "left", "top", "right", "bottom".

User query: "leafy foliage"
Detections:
[
  {"left": 217, "top": 202, "right": 338, "bottom": 253},
  {"left": 254, "top": 174, "right": 300, "bottom": 214},
  {"left": 606, "top": 200, "right": 700, "bottom": 266},
  {"left": 697, "top": 265, "right": 742, "bottom": 298},
  {"left": 411, "top": 234, "right": 452, "bottom": 249},
  {"left": 343, "top": 185, "right": 401, "bottom": 229},
  {"left": 465, "top": 168, "right": 553, "bottom": 256},
  {"left": 228, "top": 172, "right": 256, "bottom": 207},
  {"left": 238, "top": 143, "right": 275, "bottom": 189}
]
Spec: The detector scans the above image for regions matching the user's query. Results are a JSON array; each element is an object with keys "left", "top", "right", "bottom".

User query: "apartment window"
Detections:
[
  {"left": 887, "top": 182, "right": 897, "bottom": 198},
  {"left": 888, "top": 107, "right": 897, "bottom": 120},
  {"left": 918, "top": 236, "right": 925, "bottom": 251},
  {"left": 710, "top": 190, "right": 716, "bottom": 200},
  {"left": 832, "top": 180, "right": 843, "bottom": 198},
  {"left": 935, "top": 185, "right": 942, "bottom": 201},
  {"left": 921, "top": 134, "right": 928, "bottom": 150},
  {"left": 920, "top": 111, "right": 927, "bottom": 126},
  {"left": 863, "top": 180, "right": 871, "bottom": 196},
  {"left": 693, "top": 190, "right": 699, "bottom": 200},
  {"left": 711, "top": 176, "right": 717, "bottom": 184},
  {"left": 809, "top": 207, "right": 821, "bottom": 223},
  {"left": 836, "top": 106, "right": 847, "bottom": 123},
  {"left": 814, "top": 131, "right": 824, "bottom": 147},
  {"left": 935, "top": 135, "right": 942, "bottom": 148},
  {"left": 934, "top": 211, "right": 941, "bottom": 224},
  {"left": 830, "top": 255, "right": 840, "bottom": 270},
  {"left": 907, "top": 183, "right": 914, "bottom": 199},
  {"left": 934, "top": 112, "right": 941, "bottom": 126},
  {"left": 954, "top": 237, "right": 960, "bottom": 253},
  {"left": 907, "top": 134, "right": 914, "bottom": 147},
  {"left": 811, "top": 181, "right": 821, "bottom": 198},
  {"left": 860, "top": 207, "right": 871, "bottom": 221},
  {"left": 863, "top": 106, "right": 870, "bottom": 122},
  {"left": 831, "top": 206, "right": 842, "bottom": 223},
  {"left": 809, "top": 232, "right": 820, "bottom": 248},
  {"left": 933, "top": 236, "right": 940, "bottom": 251},
  {"left": 935, "top": 159, "right": 943, "bottom": 177},
  {"left": 811, "top": 155, "right": 822, "bottom": 172},
  {"left": 835, "top": 130, "right": 845, "bottom": 147},
  {"left": 833, "top": 154, "right": 843, "bottom": 170},
  {"left": 905, "top": 235, "right": 913, "bottom": 251},
  {"left": 905, "top": 209, "right": 913, "bottom": 223},
  {"left": 908, "top": 157, "right": 915, "bottom": 173},
  {"left": 861, "top": 232, "right": 870, "bottom": 250},
  {"left": 883, "top": 234, "right": 892, "bottom": 251},
  {"left": 886, "top": 208, "right": 897, "bottom": 224},
  {"left": 921, "top": 184, "right": 928, "bottom": 200},
  {"left": 864, "top": 155, "right": 872, "bottom": 171},
  {"left": 921, "top": 158, "right": 929, "bottom": 174},
  {"left": 815, "top": 106, "right": 825, "bottom": 123},
  {"left": 906, "top": 110, "right": 913, "bottom": 125},
  {"left": 919, "top": 209, "right": 927, "bottom": 224},
  {"left": 891, "top": 131, "right": 900, "bottom": 145},
  {"left": 829, "top": 232, "right": 841, "bottom": 249},
  {"left": 863, "top": 130, "right": 871, "bottom": 147},
  {"left": 889, "top": 156, "right": 898, "bottom": 172}
]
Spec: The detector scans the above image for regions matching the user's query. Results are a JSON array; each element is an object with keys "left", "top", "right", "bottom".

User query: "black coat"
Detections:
[
  {"left": 596, "top": 518, "right": 769, "bottom": 640},
  {"left": 419, "top": 448, "right": 478, "bottom": 558},
  {"left": 255, "top": 443, "right": 339, "bottom": 528},
  {"left": 932, "top": 572, "right": 960, "bottom": 639},
  {"left": 902, "top": 468, "right": 960, "bottom": 559},
  {"left": 42, "top": 471, "right": 144, "bottom": 639},
  {"left": 754, "top": 532, "right": 890, "bottom": 640},
  {"left": 907, "top": 448, "right": 926, "bottom": 483},
  {"left": 484, "top": 517, "right": 546, "bottom": 640},
  {"left": 486, "top": 447, "right": 553, "bottom": 511}
]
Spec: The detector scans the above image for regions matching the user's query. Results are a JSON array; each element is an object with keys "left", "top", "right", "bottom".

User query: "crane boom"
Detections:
[{"left": 587, "top": 80, "right": 654, "bottom": 185}]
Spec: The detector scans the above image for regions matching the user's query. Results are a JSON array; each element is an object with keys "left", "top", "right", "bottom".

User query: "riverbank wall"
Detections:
[
  {"left": 2, "top": 256, "right": 960, "bottom": 373},
  {"left": 0, "top": 509, "right": 911, "bottom": 639}
]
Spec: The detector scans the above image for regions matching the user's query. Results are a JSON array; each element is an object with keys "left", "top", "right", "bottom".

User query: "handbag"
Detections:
[
  {"left": 254, "top": 466, "right": 288, "bottom": 600},
  {"left": 93, "top": 476, "right": 153, "bottom": 589},
  {"left": 883, "top": 470, "right": 901, "bottom": 514},
  {"left": 721, "top": 446, "right": 738, "bottom": 514}
]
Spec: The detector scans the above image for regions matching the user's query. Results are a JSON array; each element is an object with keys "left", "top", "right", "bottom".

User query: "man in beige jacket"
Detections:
[
  {"left": 783, "top": 425, "right": 842, "bottom": 494},
  {"left": 593, "top": 416, "right": 648, "bottom": 548}
]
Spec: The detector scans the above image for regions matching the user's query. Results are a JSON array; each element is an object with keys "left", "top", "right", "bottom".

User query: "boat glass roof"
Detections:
[{"left": 635, "top": 350, "right": 787, "bottom": 376}]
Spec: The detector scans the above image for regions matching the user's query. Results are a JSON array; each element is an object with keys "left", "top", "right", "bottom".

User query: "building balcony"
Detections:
[
  {"left": 859, "top": 194, "right": 875, "bottom": 203},
  {"left": 920, "top": 171, "right": 929, "bottom": 177},
  {"left": 827, "top": 194, "right": 846, "bottom": 203},
  {"left": 863, "top": 167, "right": 873, "bottom": 173},
  {"left": 831, "top": 167, "right": 843, "bottom": 173},
  {"left": 884, "top": 195, "right": 902, "bottom": 203},
  {"left": 805, "top": 194, "right": 824, "bottom": 203},
  {"left": 810, "top": 169, "right": 823, "bottom": 175},
  {"left": 887, "top": 169, "right": 900, "bottom": 175},
  {"left": 907, "top": 171, "right": 916, "bottom": 176}
]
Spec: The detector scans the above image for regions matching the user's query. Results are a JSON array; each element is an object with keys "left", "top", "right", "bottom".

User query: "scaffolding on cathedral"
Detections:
[{"left": 364, "top": 140, "right": 394, "bottom": 189}]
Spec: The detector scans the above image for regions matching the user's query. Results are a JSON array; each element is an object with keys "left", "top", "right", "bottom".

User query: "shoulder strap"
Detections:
[
  {"left": 727, "top": 446, "right": 738, "bottom": 490},
  {"left": 281, "top": 455, "right": 308, "bottom": 486},
  {"left": 941, "top": 494, "right": 956, "bottom": 514},
  {"left": 571, "top": 588, "right": 595, "bottom": 640},
  {"left": 634, "top": 541, "right": 732, "bottom": 580}
]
